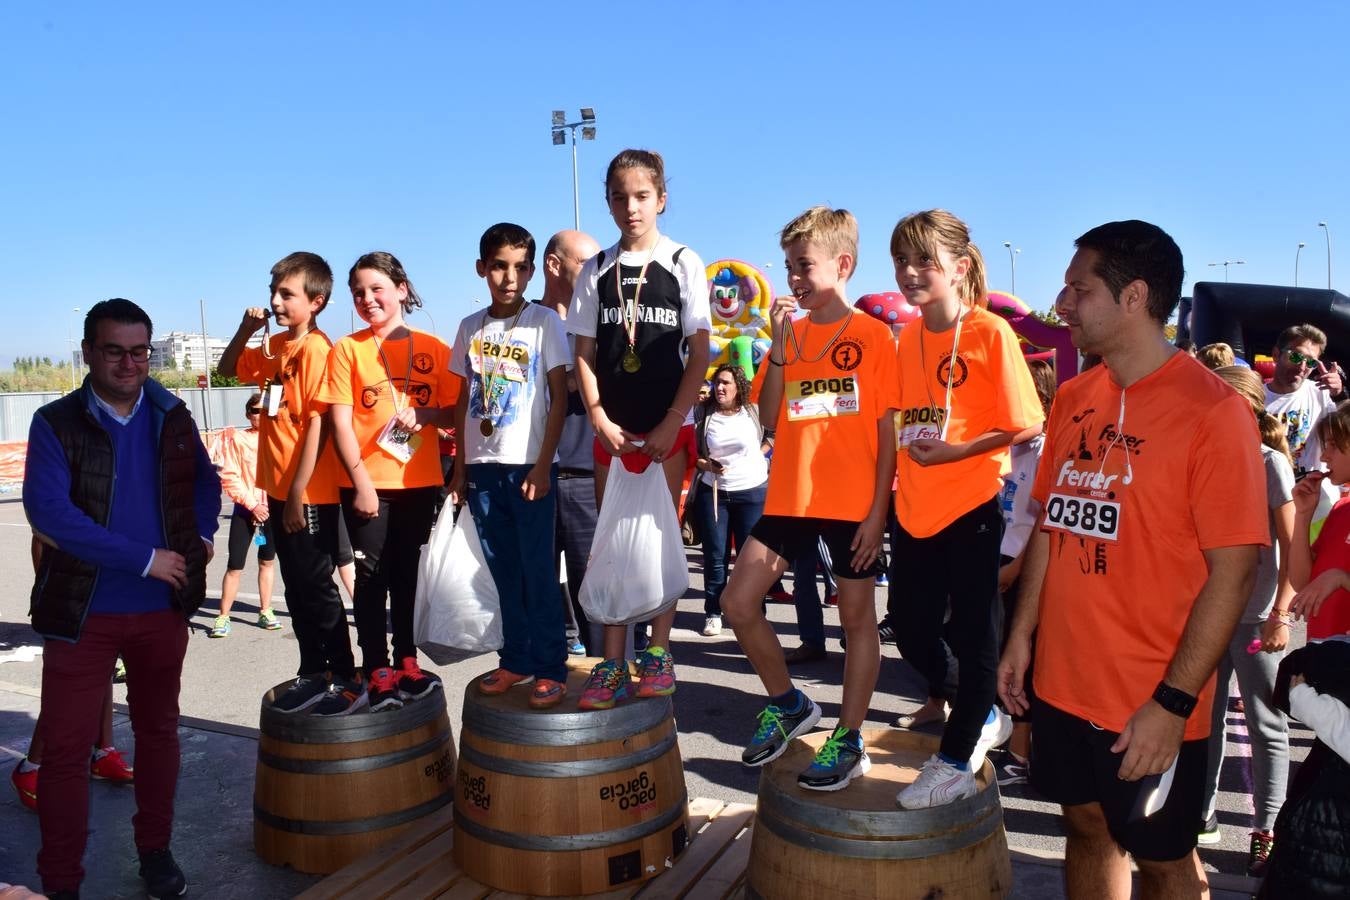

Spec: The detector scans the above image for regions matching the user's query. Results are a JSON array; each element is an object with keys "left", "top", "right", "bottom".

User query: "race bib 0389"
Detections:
[{"left": 1043, "top": 492, "right": 1121, "bottom": 542}]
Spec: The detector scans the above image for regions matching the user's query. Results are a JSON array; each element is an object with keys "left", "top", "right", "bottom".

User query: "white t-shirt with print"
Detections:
[
  {"left": 1265, "top": 379, "right": 1337, "bottom": 472},
  {"left": 451, "top": 303, "right": 571, "bottom": 466}
]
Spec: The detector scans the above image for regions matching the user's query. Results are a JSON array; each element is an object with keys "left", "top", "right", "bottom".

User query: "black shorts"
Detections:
[
  {"left": 334, "top": 511, "right": 354, "bottom": 567},
  {"left": 225, "top": 505, "right": 275, "bottom": 570},
  {"left": 1031, "top": 700, "right": 1207, "bottom": 862},
  {"left": 748, "top": 514, "right": 884, "bottom": 581}
]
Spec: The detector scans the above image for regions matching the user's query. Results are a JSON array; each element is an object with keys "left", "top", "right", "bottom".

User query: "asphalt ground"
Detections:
[{"left": 0, "top": 493, "right": 1290, "bottom": 898}]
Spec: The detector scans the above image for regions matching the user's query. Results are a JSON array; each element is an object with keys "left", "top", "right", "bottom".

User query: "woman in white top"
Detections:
[{"left": 690, "top": 364, "right": 769, "bottom": 636}]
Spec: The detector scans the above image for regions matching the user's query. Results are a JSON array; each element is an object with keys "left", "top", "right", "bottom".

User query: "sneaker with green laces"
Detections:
[
  {"left": 742, "top": 692, "right": 822, "bottom": 767},
  {"left": 209, "top": 616, "right": 231, "bottom": 638},
  {"left": 257, "top": 608, "right": 283, "bottom": 631},
  {"left": 798, "top": 726, "right": 871, "bottom": 791}
]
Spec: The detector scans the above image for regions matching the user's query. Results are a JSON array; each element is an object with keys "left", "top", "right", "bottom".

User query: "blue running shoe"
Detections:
[
  {"left": 742, "top": 693, "right": 821, "bottom": 767},
  {"left": 798, "top": 726, "right": 871, "bottom": 791}
]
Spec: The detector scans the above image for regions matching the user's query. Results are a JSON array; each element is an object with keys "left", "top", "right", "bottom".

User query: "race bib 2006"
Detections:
[
  {"left": 1043, "top": 492, "right": 1120, "bottom": 542},
  {"left": 786, "top": 376, "right": 859, "bottom": 421},
  {"left": 471, "top": 339, "right": 530, "bottom": 383}
]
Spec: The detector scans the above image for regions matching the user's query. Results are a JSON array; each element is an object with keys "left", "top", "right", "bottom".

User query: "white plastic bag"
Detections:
[
  {"left": 579, "top": 459, "right": 690, "bottom": 625},
  {"left": 414, "top": 504, "right": 502, "bottom": 664}
]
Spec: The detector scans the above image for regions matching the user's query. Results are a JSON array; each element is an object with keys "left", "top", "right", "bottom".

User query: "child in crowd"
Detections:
[
  {"left": 1288, "top": 402, "right": 1350, "bottom": 639},
  {"left": 219, "top": 252, "right": 360, "bottom": 716},
  {"left": 993, "top": 357, "right": 1056, "bottom": 786},
  {"left": 568, "top": 149, "right": 711, "bottom": 709},
  {"left": 449, "top": 223, "right": 571, "bottom": 708},
  {"left": 207, "top": 392, "right": 279, "bottom": 637},
  {"left": 321, "top": 252, "right": 456, "bottom": 712},
  {"left": 722, "top": 206, "right": 899, "bottom": 791},
  {"left": 890, "top": 210, "right": 1045, "bottom": 809},
  {"left": 1198, "top": 366, "right": 1294, "bottom": 875}
]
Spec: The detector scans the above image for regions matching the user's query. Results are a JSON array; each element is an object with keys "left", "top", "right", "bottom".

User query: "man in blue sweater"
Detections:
[{"left": 23, "top": 299, "right": 221, "bottom": 900}]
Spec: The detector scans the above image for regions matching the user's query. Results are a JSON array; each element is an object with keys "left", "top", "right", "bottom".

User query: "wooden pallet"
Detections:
[{"left": 296, "top": 797, "right": 756, "bottom": 900}]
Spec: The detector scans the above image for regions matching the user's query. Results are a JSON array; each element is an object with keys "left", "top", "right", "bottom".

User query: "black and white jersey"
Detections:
[{"left": 568, "top": 234, "right": 712, "bottom": 433}]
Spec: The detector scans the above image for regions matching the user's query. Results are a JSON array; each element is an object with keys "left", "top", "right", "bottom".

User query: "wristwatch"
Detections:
[{"left": 1152, "top": 681, "right": 1198, "bottom": 718}]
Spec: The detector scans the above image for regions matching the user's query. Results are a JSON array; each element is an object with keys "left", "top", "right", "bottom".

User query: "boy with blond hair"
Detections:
[{"left": 720, "top": 207, "right": 900, "bottom": 790}]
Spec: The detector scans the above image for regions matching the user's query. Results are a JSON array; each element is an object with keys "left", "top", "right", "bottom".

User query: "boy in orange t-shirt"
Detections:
[
  {"left": 999, "top": 220, "right": 1267, "bottom": 889},
  {"left": 722, "top": 207, "right": 899, "bottom": 792},
  {"left": 320, "top": 252, "right": 458, "bottom": 713},
  {"left": 889, "top": 211, "right": 1046, "bottom": 811},
  {"left": 219, "top": 251, "right": 360, "bottom": 716}
]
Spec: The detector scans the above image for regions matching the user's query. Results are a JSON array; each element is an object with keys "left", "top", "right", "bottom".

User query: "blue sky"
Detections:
[{"left": 3, "top": 1, "right": 1347, "bottom": 367}]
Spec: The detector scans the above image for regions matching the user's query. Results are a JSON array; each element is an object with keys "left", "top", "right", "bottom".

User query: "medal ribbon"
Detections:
[
  {"left": 374, "top": 329, "right": 415, "bottom": 415},
  {"left": 474, "top": 303, "right": 528, "bottom": 428},
  {"left": 918, "top": 311, "right": 964, "bottom": 442},
  {"left": 618, "top": 242, "right": 659, "bottom": 354}
]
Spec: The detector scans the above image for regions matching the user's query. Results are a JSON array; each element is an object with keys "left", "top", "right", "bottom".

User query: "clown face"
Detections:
[{"left": 711, "top": 281, "right": 744, "bottom": 322}]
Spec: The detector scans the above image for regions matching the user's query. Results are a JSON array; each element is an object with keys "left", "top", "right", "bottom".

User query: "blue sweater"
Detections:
[{"left": 25, "top": 384, "right": 220, "bottom": 614}]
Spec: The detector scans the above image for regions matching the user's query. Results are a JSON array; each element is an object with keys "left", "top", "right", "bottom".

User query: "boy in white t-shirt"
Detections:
[{"left": 450, "top": 223, "right": 572, "bottom": 708}]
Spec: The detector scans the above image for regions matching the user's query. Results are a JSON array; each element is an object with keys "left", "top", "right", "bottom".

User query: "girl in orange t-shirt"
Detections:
[
  {"left": 890, "top": 210, "right": 1045, "bottom": 810},
  {"left": 323, "top": 252, "right": 457, "bottom": 713},
  {"left": 1289, "top": 403, "right": 1350, "bottom": 639}
]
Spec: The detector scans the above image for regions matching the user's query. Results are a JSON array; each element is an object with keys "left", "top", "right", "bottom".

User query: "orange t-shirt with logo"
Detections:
[
  {"left": 319, "top": 328, "right": 457, "bottom": 490},
  {"left": 894, "top": 306, "right": 1044, "bottom": 537},
  {"left": 235, "top": 330, "right": 341, "bottom": 504},
  {"left": 1032, "top": 353, "right": 1269, "bottom": 741},
  {"left": 754, "top": 312, "right": 900, "bottom": 520}
]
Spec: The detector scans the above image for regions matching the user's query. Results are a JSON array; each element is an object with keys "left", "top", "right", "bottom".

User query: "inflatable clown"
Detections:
[{"left": 705, "top": 259, "right": 773, "bottom": 378}]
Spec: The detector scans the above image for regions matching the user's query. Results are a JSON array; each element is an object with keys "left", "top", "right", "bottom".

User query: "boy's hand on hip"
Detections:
[{"left": 848, "top": 514, "right": 883, "bottom": 572}]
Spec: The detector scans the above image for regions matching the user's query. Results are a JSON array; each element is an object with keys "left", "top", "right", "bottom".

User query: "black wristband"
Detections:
[{"left": 1152, "top": 681, "right": 1198, "bottom": 718}]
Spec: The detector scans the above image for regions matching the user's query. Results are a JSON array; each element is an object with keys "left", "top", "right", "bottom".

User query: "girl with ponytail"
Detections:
[
  {"left": 888, "top": 209, "right": 1047, "bottom": 810},
  {"left": 1199, "top": 365, "right": 1293, "bottom": 872}
]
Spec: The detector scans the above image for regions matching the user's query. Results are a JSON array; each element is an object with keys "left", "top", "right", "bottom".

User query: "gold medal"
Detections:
[
  {"left": 622, "top": 347, "right": 641, "bottom": 373},
  {"left": 480, "top": 420, "right": 495, "bottom": 437}
]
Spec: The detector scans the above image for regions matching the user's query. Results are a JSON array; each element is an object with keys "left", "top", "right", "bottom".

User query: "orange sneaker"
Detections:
[
  {"left": 90, "top": 747, "right": 134, "bottom": 783},
  {"left": 11, "top": 762, "right": 37, "bottom": 812},
  {"left": 529, "top": 678, "right": 567, "bottom": 709},
  {"left": 477, "top": 668, "right": 535, "bottom": 696}
]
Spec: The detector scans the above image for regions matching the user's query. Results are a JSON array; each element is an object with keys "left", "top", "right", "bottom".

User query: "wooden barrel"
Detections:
[
  {"left": 747, "top": 728, "right": 1011, "bottom": 900},
  {"left": 253, "top": 680, "right": 456, "bottom": 875},
  {"left": 453, "top": 668, "right": 690, "bottom": 896}
]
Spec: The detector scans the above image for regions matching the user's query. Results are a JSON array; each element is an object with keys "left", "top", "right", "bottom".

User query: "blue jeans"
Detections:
[
  {"left": 466, "top": 463, "right": 566, "bottom": 682},
  {"left": 692, "top": 479, "right": 767, "bottom": 616},
  {"left": 792, "top": 542, "right": 829, "bottom": 648}
]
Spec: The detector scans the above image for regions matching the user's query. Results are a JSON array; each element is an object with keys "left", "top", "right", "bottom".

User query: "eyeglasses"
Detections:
[
  {"left": 1286, "top": 348, "right": 1320, "bottom": 367},
  {"left": 94, "top": 344, "right": 152, "bottom": 363}
]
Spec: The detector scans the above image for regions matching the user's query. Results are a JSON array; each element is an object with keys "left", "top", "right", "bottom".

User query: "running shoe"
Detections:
[
  {"left": 138, "top": 847, "right": 187, "bottom": 899},
  {"left": 1248, "top": 830, "right": 1274, "bottom": 877},
  {"left": 567, "top": 640, "right": 587, "bottom": 657},
  {"left": 257, "top": 609, "right": 282, "bottom": 631},
  {"left": 11, "top": 762, "right": 37, "bottom": 812},
  {"left": 702, "top": 615, "right": 723, "bottom": 636},
  {"left": 783, "top": 643, "right": 826, "bottom": 665},
  {"left": 742, "top": 693, "right": 822, "bottom": 767},
  {"left": 312, "top": 674, "right": 368, "bottom": 717},
  {"left": 897, "top": 755, "right": 977, "bottom": 809},
  {"left": 797, "top": 727, "right": 871, "bottom": 791},
  {"left": 271, "top": 675, "right": 329, "bottom": 713},
  {"left": 995, "top": 751, "right": 1029, "bottom": 786},
  {"left": 821, "top": 593, "right": 839, "bottom": 608},
  {"left": 635, "top": 647, "right": 676, "bottom": 697},
  {"left": 578, "top": 659, "right": 632, "bottom": 711},
  {"left": 367, "top": 667, "right": 404, "bottom": 712},
  {"left": 970, "top": 707, "right": 1013, "bottom": 773},
  {"left": 529, "top": 678, "right": 567, "bottom": 709},
  {"left": 1197, "top": 811, "right": 1222, "bottom": 845},
  {"left": 477, "top": 668, "right": 535, "bottom": 696},
  {"left": 766, "top": 589, "right": 794, "bottom": 604},
  {"left": 209, "top": 616, "right": 231, "bottom": 638},
  {"left": 90, "top": 747, "right": 134, "bottom": 783},
  {"left": 113, "top": 657, "right": 127, "bottom": 683},
  {"left": 397, "top": 656, "right": 442, "bottom": 701}
]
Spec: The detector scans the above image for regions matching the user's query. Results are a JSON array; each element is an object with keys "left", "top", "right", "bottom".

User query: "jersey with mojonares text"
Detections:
[
  {"left": 754, "top": 312, "right": 900, "bottom": 521},
  {"left": 1030, "top": 353, "right": 1268, "bottom": 741},
  {"left": 567, "top": 235, "right": 712, "bottom": 434}
]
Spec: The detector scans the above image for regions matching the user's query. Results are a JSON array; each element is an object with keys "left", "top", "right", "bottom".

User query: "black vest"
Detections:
[{"left": 29, "top": 381, "right": 208, "bottom": 640}]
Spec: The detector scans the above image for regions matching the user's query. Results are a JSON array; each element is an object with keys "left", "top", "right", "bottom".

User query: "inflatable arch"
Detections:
[
  {"left": 985, "top": 291, "right": 1078, "bottom": 384},
  {"left": 1188, "top": 282, "right": 1350, "bottom": 366}
]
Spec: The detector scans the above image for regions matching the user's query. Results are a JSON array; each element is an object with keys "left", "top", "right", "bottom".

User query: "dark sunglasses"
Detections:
[{"left": 1286, "top": 348, "right": 1320, "bottom": 367}]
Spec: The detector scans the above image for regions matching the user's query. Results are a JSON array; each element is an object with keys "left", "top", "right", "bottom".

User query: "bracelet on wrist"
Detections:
[
  {"left": 769, "top": 357, "right": 785, "bottom": 367},
  {"left": 1269, "top": 610, "right": 1293, "bottom": 624}
]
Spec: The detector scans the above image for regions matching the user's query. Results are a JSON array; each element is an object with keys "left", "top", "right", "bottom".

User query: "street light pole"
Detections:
[
  {"left": 1319, "top": 222, "right": 1332, "bottom": 289},
  {"left": 552, "top": 108, "right": 597, "bottom": 231},
  {"left": 1207, "top": 260, "right": 1245, "bottom": 282},
  {"left": 1002, "top": 242, "right": 1020, "bottom": 295},
  {"left": 68, "top": 306, "right": 81, "bottom": 391},
  {"left": 1296, "top": 242, "right": 1306, "bottom": 287}
]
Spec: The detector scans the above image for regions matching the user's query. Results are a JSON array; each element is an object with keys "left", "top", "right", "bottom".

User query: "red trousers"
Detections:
[{"left": 37, "top": 610, "right": 188, "bottom": 893}]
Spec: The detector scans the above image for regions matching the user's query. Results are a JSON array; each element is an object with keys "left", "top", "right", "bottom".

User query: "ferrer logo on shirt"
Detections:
[{"left": 896, "top": 406, "right": 946, "bottom": 449}]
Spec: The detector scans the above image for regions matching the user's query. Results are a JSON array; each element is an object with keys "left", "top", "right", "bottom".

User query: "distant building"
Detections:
[{"left": 149, "top": 331, "right": 262, "bottom": 370}]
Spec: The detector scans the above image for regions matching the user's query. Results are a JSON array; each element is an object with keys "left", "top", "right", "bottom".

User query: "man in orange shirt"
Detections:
[
  {"left": 998, "top": 221, "right": 1268, "bottom": 899},
  {"left": 219, "top": 252, "right": 360, "bottom": 716}
]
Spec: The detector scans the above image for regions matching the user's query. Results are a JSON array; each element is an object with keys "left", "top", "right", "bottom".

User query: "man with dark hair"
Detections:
[
  {"left": 998, "top": 221, "right": 1268, "bottom": 898},
  {"left": 1265, "top": 322, "right": 1344, "bottom": 473},
  {"left": 24, "top": 299, "right": 221, "bottom": 899}
]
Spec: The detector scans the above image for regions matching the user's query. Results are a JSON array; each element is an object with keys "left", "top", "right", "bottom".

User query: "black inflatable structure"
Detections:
[{"left": 1188, "top": 282, "right": 1350, "bottom": 363}]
